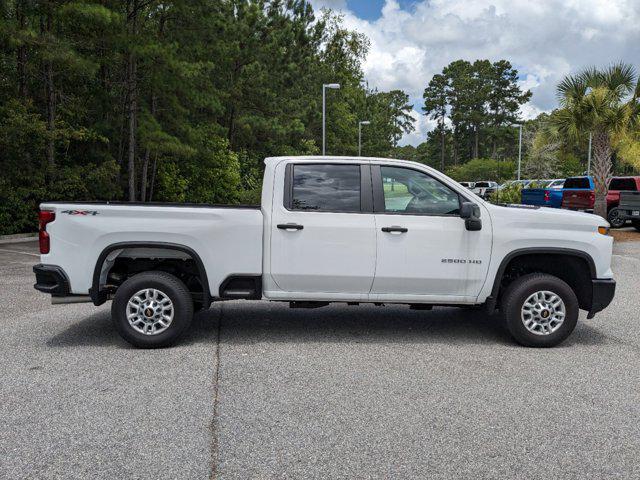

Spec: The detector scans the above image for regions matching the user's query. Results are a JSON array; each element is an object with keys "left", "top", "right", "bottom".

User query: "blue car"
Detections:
[{"left": 520, "top": 179, "right": 566, "bottom": 208}]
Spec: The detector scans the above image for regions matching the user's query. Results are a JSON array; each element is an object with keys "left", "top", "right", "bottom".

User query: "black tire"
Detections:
[
  {"left": 111, "top": 271, "right": 193, "bottom": 348},
  {"left": 500, "top": 273, "right": 579, "bottom": 348},
  {"left": 633, "top": 220, "right": 640, "bottom": 232},
  {"left": 607, "top": 209, "right": 626, "bottom": 229}
]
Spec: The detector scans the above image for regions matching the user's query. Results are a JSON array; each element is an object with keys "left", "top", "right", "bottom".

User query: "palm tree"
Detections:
[{"left": 554, "top": 63, "right": 639, "bottom": 219}]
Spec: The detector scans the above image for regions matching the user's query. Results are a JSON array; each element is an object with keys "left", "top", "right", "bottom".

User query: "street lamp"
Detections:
[
  {"left": 322, "top": 83, "right": 340, "bottom": 156},
  {"left": 358, "top": 120, "right": 370, "bottom": 156},
  {"left": 512, "top": 124, "right": 523, "bottom": 180}
]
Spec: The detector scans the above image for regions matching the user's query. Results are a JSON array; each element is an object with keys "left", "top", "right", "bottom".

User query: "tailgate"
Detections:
[
  {"left": 521, "top": 188, "right": 547, "bottom": 205},
  {"left": 562, "top": 190, "right": 594, "bottom": 210},
  {"left": 619, "top": 191, "right": 640, "bottom": 209}
]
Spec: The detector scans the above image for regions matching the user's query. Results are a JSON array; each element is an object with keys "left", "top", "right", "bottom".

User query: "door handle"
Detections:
[
  {"left": 277, "top": 223, "right": 304, "bottom": 231},
  {"left": 381, "top": 226, "right": 408, "bottom": 233}
]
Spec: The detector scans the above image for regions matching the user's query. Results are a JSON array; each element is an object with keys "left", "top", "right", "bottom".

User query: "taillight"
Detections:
[
  {"left": 544, "top": 190, "right": 550, "bottom": 202},
  {"left": 589, "top": 191, "right": 595, "bottom": 207},
  {"left": 38, "top": 210, "right": 55, "bottom": 254}
]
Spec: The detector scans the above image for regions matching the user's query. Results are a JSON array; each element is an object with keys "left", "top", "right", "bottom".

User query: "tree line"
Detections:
[
  {"left": 0, "top": 0, "right": 414, "bottom": 234},
  {"left": 1, "top": 0, "right": 638, "bottom": 233}
]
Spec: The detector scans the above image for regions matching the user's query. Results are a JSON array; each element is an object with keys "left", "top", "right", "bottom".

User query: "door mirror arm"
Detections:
[{"left": 460, "top": 202, "right": 482, "bottom": 231}]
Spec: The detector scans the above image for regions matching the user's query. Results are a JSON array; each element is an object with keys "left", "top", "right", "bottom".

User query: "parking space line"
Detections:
[{"left": 0, "top": 248, "right": 40, "bottom": 257}]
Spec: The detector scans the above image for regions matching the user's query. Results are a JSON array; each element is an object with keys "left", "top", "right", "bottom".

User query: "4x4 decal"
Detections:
[{"left": 61, "top": 210, "right": 99, "bottom": 216}]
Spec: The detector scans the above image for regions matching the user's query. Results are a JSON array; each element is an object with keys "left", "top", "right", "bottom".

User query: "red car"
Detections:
[{"left": 561, "top": 176, "right": 640, "bottom": 227}]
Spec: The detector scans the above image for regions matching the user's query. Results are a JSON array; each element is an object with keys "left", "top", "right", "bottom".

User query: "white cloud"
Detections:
[{"left": 310, "top": 0, "right": 640, "bottom": 146}]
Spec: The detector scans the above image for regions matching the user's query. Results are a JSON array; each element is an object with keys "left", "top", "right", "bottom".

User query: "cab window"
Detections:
[
  {"left": 379, "top": 166, "right": 461, "bottom": 215},
  {"left": 290, "top": 164, "right": 361, "bottom": 212}
]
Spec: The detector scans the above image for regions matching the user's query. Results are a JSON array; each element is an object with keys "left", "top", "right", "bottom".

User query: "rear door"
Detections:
[
  {"left": 269, "top": 162, "right": 376, "bottom": 296},
  {"left": 370, "top": 164, "right": 492, "bottom": 301}
]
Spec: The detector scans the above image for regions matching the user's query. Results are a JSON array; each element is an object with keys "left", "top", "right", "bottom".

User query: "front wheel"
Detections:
[
  {"left": 608, "top": 209, "right": 626, "bottom": 228},
  {"left": 111, "top": 271, "right": 194, "bottom": 348},
  {"left": 500, "top": 273, "right": 579, "bottom": 347}
]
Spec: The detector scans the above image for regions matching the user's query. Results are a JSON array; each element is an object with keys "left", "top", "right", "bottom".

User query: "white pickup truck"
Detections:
[{"left": 34, "top": 156, "right": 615, "bottom": 348}]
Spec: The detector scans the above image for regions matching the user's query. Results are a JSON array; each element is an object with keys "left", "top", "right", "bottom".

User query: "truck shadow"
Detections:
[{"left": 47, "top": 301, "right": 609, "bottom": 349}]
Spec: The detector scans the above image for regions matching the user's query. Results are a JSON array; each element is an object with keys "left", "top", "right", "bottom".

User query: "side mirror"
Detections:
[{"left": 460, "top": 202, "right": 482, "bottom": 231}]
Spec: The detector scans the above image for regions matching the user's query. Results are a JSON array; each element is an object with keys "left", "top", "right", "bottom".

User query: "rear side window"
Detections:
[
  {"left": 609, "top": 178, "right": 638, "bottom": 191},
  {"left": 290, "top": 164, "right": 361, "bottom": 212},
  {"left": 564, "top": 177, "right": 590, "bottom": 189}
]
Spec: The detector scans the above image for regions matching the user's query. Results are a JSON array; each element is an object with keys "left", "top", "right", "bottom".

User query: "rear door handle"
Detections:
[
  {"left": 381, "top": 226, "right": 408, "bottom": 233},
  {"left": 277, "top": 223, "right": 304, "bottom": 231}
]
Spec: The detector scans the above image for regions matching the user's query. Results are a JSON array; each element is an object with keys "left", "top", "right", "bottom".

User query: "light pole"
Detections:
[
  {"left": 358, "top": 121, "right": 370, "bottom": 156},
  {"left": 322, "top": 83, "right": 340, "bottom": 156},
  {"left": 512, "top": 124, "right": 523, "bottom": 180}
]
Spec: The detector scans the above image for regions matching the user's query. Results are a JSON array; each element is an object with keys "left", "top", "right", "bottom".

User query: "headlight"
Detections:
[{"left": 598, "top": 226, "right": 609, "bottom": 235}]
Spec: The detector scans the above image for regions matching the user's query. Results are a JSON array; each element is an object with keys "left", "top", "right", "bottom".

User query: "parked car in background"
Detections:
[
  {"left": 499, "top": 179, "right": 533, "bottom": 191},
  {"left": 609, "top": 191, "right": 640, "bottom": 231},
  {"left": 521, "top": 179, "right": 566, "bottom": 208},
  {"left": 473, "top": 181, "right": 499, "bottom": 199},
  {"left": 459, "top": 181, "right": 476, "bottom": 190},
  {"left": 606, "top": 177, "right": 640, "bottom": 227},
  {"left": 547, "top": 179, "right": 565, "bottom": 189},
  {"left": 561, "top": 177, "right": 595, "bottom": 211},
  {"left": 561, "top": 176, "right": 640, "bottom": 226}
]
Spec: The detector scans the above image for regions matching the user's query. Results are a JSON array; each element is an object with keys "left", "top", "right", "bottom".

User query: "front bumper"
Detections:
[
  {"left": 588, "top": 278, "right": 616, "bottom": 318},
  {"left": 33, "top": 264, "right": 69, "bottom": 296}
]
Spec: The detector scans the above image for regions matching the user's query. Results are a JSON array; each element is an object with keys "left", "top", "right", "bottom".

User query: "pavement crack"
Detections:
[{"left": 210, "top": 304, "right": 223, "bottom": 480}]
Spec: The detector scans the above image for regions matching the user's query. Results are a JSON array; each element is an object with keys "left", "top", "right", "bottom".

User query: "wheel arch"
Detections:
[
  {"left": 487, "top": 248, "right": 596, "bottom": 312},
  {"left": 90, "top": 241, "right": 211, "bottom": 307}
]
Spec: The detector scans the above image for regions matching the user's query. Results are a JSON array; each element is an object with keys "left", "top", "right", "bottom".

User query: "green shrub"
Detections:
[
  {"left": 446, "top": 158, "right": 515, "bottom": 184},
  {"left": 488, "top": 183, "right": 522, "bottom": 204}
]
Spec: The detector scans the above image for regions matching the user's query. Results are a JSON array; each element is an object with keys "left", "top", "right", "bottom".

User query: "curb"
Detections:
[{"left": 0, "top": 233, "right": 38, "bottom": 245}]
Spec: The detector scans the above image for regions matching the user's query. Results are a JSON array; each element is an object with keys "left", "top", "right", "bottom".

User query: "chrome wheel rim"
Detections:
[
  {"left": 521, "top": 290, "right": 565, "bottom": 335},
  {"left": 127, "top": 288, "right": 174, "bottom": 335}
]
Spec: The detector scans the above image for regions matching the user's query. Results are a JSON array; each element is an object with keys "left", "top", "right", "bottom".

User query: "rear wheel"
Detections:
[
  {"left": 111, "top": 271, "right": 193, "bottom": 348},
  {"left": 633, "top": 220, "right": 640, "bottom": 232},
  {"left": 607, "top": 209, "right": 626, "bottom": 228},
  {"left": 500, "top": 273, "right": 579, "bottom": 347}
]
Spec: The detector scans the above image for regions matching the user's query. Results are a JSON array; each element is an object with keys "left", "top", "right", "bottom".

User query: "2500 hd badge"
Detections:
[{"left": 442, "top": 258, "right": 482, "bottom": 264}]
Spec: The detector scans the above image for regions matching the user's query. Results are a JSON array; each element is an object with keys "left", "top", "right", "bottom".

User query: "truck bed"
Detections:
[
  {"left": 521, "top": 188, "right": 563, "bottom": 208},
  {"left": 39, "top": 202, "right": 263, "bottom": 297}
]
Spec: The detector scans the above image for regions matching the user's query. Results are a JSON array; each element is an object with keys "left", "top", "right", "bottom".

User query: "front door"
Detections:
[
  {"left": 269, "top": 162, "right": 376, "bottom": 296},
  {"left": 370, "top": 165, "right": 491, "bottom": 301}
]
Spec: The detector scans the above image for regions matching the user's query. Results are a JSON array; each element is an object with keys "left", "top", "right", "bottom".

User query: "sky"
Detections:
[{"left": 309, "top": 0, "right": 640, "bottom": 146}]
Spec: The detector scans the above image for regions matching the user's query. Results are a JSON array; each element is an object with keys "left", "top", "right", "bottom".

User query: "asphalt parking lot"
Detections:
[{"left": 1, "top": 237, "right": 640, "bottom": 479}]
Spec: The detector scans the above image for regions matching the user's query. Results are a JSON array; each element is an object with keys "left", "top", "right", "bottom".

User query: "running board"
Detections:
[{"left": 51, "top": 295, "right": 93, "bottom": 304}]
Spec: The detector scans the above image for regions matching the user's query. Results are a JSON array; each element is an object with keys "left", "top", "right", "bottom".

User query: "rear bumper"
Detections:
[
  {"left": 588, "top": 278, "right": 616, "bottom": 318},
  {"left": 33, "top": 264, "right": 70, "bottom": 296},
  {"left": 610, "top": 207, "right": 640, "bottom": 221}
]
